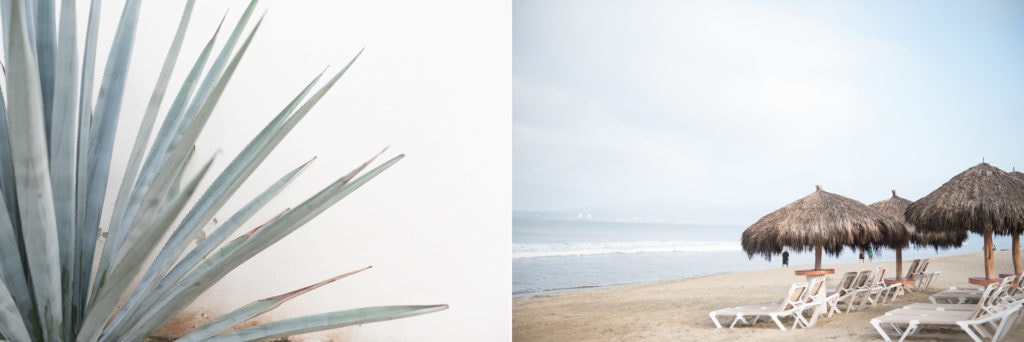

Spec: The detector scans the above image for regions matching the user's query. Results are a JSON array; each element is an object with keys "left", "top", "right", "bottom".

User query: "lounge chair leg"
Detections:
[
  {"left": 709, "top": 312, "right": 723, "bottom": 329},
  {"left": 729, "top": 314, "right": 741, "bottom": 328},
  {"left": 870, "top": 318, "right": 893, "bottom": 342},
  {"left": 730, "top": 314, "right": 751, "bottom": 328},
  {"left": 845, "top": 296, "right": 857, "bottom": 313},
  {"left": 769, "top": 313, "right": 787, "bottom": 331},
  {"left": 898, "top": 321, "right": 919, "bottom": 342},
  {"left": 803, "top": 304, "right": 823, "bottom": 328},
  {"left": 958, "top": 321, "right": 986, "bottom": 342}
]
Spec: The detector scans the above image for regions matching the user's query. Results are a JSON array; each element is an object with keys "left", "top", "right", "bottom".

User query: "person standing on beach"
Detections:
[
  {"left": 859, "top": 248, "right": 865, "bottom": 263},
  {"left": 867, "top": 246, "right": 874, "bottom": 263},
  {"left": 781, "top": 250, "right": 789, "bottom": 268}
]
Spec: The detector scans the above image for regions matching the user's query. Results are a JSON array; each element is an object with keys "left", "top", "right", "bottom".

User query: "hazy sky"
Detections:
[{"left": 514, "top": 0, "right": 1024, "bottom": 221}]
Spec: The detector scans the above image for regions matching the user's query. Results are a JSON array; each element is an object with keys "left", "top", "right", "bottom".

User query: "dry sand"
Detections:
[{"left": 513, "top": 250, "right": 1024, "bottom": 341}]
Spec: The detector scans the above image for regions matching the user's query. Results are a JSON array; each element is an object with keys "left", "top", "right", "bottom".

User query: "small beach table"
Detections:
[
  {"left": 795, "top": 268, "right": 834, "bottom": 279},
  {"left": 967, "top": 272, "right": 1022, "bottom": 286},
  {"left": 969, "top": 277, "right": 1005, "bottom": 286}
]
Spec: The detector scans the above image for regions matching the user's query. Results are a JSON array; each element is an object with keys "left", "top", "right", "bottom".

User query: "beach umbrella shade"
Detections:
[
  {"left": 868, "top": 190, "right": 967, "bottom": 280},
  {"left": 742, "top": 185, "right": 906, "bottom": 271},
  {"left": 906, "top": 163, "right": 1024, "bottom": 280}
]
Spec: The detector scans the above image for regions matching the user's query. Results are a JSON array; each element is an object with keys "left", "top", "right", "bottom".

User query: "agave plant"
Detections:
[{"left": 0, "top": 0, "right": 446, "bottom": 341}]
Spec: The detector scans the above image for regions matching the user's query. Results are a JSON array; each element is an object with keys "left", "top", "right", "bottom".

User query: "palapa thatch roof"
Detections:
[
  {"left": 742, "top": 185, "right": 906, "bottom": 260},
  {"left": 868, "top": 190, "right": 965, "bottom": 249},
  {"left": 906, "top": 163, "right": 1024, "bottom": 236},
  {"left": 1011, "top": 170, "right": 1024, "bottom": 183}
]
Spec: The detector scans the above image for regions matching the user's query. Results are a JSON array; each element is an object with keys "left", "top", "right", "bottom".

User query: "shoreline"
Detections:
[
  {"left": 512, "top": 271, "right": 735, "bottom": 299},
  {"left": 512, "top": 248, "right": 999, "bottom": 299},
  {"left": 514, "top": 250, "right": 1024, "bottom": 341}
]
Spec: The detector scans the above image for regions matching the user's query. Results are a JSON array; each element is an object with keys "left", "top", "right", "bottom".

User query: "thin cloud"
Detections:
[{"left": 514, "top": 0, "right": 1024, "bottom": 219}]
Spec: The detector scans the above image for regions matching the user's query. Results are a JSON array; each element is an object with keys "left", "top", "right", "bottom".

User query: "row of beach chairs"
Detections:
[
  {"left": 826, "top": 267, "right": 903, "bottom": 317},
  {"left": 870, "top": 275, "right": 1024, "bottom": 341},
  {"left": 708, "top": 259, "right": 1024, "bottom": 340},
  {"left": 709, "top": 266, "right": 904, "bottom": 331},
  {"left": 707, "top": 258, "right": 943, "bottom": 333}
]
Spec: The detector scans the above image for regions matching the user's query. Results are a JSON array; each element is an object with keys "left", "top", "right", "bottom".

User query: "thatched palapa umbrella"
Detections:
[
  {"left": 742, "top": 185, "right": 905, "bottom": 274},
  {"left": 906, "top": 163, "right": 1024, "bottom": 283},
  {"left": 868, "top": 190, "right": 966, "bottom": 282}
]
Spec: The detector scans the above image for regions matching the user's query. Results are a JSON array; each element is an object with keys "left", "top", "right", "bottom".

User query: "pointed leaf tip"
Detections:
[{"left": 265, "top": 265, "right": 372, "bottom": 301}]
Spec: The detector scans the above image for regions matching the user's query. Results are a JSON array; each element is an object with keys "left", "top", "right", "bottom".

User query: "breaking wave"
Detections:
[{"left": 512, "top": 240, "right": 741, "bottom": 259}]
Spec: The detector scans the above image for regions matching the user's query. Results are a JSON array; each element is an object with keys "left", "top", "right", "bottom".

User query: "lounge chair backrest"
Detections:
[
  {"left": 904, "top": 259, "right": 920, "bottom": 278},
  {"left": 863, "top": 269, "right": 878, "bottom": 288},
  {"left": 852, "top": 270, "right": 871, "bottom": 289},
  {"left": 872, "top": 267, "right": 885, "bottom": 288},
  {"left": 984, "top": 276, "right": 1015, "bottom": 310},
  {"left": 970, "top": 280, "right": 1008, "bottom": 320},
  {"left": 804, "top": 278, "right": 826, "bottom": 303},
  {"left": 909, "top": 259, "right": 928, "bottom": 280},
  {"left": 836, "top": 271, "right": 857, "bottom": 292},
  {"left": 781, "top": 282, "right": 808, "bottom": 311},
  {"left": 1007, "top": 274, "right": 1024, "bottom": 298}
]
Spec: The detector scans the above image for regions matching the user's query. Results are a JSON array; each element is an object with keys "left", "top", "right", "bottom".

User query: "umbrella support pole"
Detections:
[
  {"left": 895, "top": 248, "right": 903, "bottom": 281},
  {"left": 885, "top": 248, "right": 914, "bottom": 288},
  {"left": 969, "top": 232, "right": 1000, "bottom": 285},
  {"left": 1014, "top": 233, "right": 1021, "bottom": 276},
  {"left": 985, "top": 232, "right": 995, "bottom": 280},
  {"left": 795, "top": 245, "right": 835, "bottom": 277},
  {"left": 814, "top": 245, "right": 822, "bottom": 270}
]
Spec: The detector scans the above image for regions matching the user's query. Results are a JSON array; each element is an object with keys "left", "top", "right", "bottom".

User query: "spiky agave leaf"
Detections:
[
  {"left": 205, "top": 305, "right": 450, "bottom": 342},
  {"left": 51, "top": 0, "right": 81, "bottom": 339},
  {"left": 113, "top": 62, "right": 331, "bottom": 335},
  {"left": 93, "top": 0, "right": 259, "bottom": 296},
  {"left": 176, "top": 266, "right": 373, "bottom": 342},
  {"left": 0, "top": 0, "right": 447, "bottom": 340},
  {"left": 80, "top": 0, "right": 143, "bottom": 304},
  {"left": 77, "top": 156, "right": 217, "bottom": 342},
  {"left": 102, "top": 157, "right": 314, "bottom": 338},
  {"left": 6, "top": 0, "right": 62, "bottom": 340},
  {"left": 0, "top": 276, "right": 31, "bottom": 341},
  {"left": 120, "top": 152, "right": 403, "bottom": 340}
]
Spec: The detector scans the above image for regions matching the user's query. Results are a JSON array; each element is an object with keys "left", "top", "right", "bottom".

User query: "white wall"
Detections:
[{"left": 105, "top": 0, "right": 509, "bottom": 340}]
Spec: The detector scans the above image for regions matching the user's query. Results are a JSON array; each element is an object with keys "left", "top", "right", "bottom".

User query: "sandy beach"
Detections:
[{"left": 513, "top": 251, "right": 1024, "bottom": 341}]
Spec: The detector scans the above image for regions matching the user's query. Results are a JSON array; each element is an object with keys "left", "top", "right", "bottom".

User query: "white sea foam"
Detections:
[{"left": 512, "top": 240, "right": 741, "bottom": 259}]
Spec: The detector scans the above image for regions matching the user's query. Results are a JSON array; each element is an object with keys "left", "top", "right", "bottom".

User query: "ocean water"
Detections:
[{"left": 512, "top": 218, "right": 1014, "bottom": 297}]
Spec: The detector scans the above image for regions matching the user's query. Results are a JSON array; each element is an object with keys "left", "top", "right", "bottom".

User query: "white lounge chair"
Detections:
[
  {"left": 709, "top": 282, "right": 807, "bottom": 331},
  {"left": 848, "top": 268, "right": 882, "bottom": 311},
  {"left": 905, "top": 277, "right": 1015, "bottom": 313},
  {"left": 825, "top": 271, "right": 858, "bottom": 318},
  {"left": 909, "top": 258, "right": 925, "bottom": 278},
  {"left": 792, "top": 277, "right": 828, "bottom": 329},
  {"left": 896, "top": 259, "right": 923, "bottom": 294},
  {"left": 930, "top": 276, "right": 1023, "bottom": 305},
  {"left": 871, "top": 303, "right": 1022, "bottom": 342},
  {"left": 910, "top": 259, "right": 941, "bottom": 290},
  {"left": 870, "top": 282, "right": 1024, "bottom": 342},
  {"left": 862, "top": 267, "right": 901, "bottom": 307}
]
